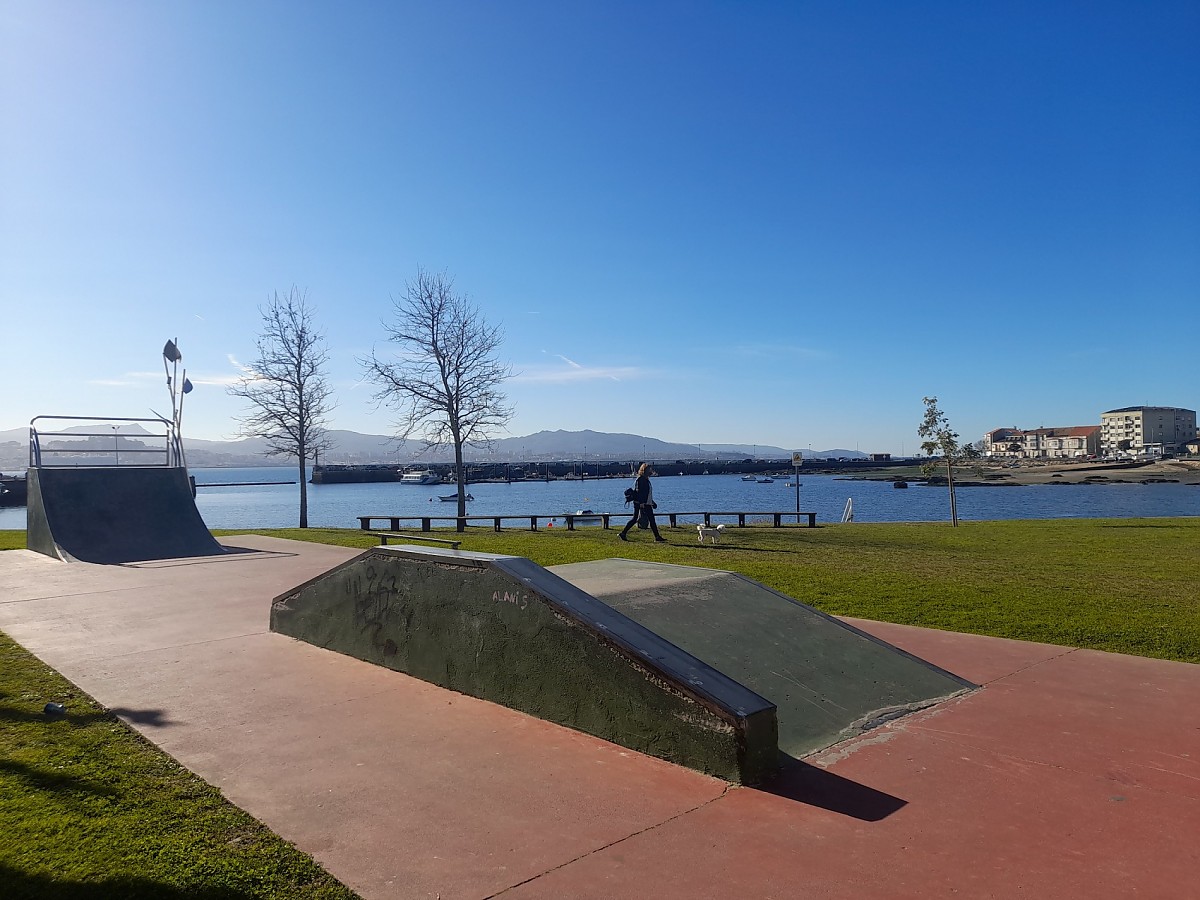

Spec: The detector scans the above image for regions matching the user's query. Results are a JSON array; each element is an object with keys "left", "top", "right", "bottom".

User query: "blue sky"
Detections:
[{"left": 3, "top": 1, "right": 1197, "bottom": 454}]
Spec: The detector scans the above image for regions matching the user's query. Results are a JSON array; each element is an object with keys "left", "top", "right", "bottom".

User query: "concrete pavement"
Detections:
[{"left": 1, "top": 536, "right": 1196, "bottom": 898}]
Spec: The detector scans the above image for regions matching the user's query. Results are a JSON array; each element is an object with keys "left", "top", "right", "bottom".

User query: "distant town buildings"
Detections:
[
  {"left": 984, "top": 405, "right": 1198, "bottom": 459},
  {"left": 983, "top": 426, "right": 1100, "bottom": 459}
]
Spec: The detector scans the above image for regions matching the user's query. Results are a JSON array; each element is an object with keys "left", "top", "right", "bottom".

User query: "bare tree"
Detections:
[
  {"left": 228, "top": 287, "right": 334, "bottom": 528},
  {"left": 360, "top": 269, "right": 513, "bottom": 526},
  {"left": 918, "top": 396, "right": 978, "bottom": 527}
]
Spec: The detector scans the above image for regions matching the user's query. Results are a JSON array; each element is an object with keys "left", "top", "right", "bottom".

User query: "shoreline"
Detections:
[{"left": 839, "top": 459, "right": 1200, "bottom": 487}]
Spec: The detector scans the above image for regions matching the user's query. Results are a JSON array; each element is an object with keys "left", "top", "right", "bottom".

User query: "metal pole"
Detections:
[{"left": 795, "top": 459, "right": 801, "bottom": 520}]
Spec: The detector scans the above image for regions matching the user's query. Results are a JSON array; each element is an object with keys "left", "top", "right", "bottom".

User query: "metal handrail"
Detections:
[{"left": 29, "top": 415, "right": 183, "bottom": 468}]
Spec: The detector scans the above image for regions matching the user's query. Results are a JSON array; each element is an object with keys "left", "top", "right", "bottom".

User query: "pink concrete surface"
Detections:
[{"left": 1, "top": 536, "right": 1197, "bottom": 899}]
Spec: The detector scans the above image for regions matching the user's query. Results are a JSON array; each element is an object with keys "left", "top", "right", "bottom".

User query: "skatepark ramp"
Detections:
[
  {"left": 272, "top": 546, "right": 779, "bottom": 784},
  {"left": 26, "top": 415, "right": 225, "bottom": 565},
  {"left": 551, "top": 559, "right": 974, "bottom": 759},
  {"left": 271, "top": 547, "right": 973, "bottom": 783},
  {"left": 27, "top": 466, "right": 225, "bottom": 565}
]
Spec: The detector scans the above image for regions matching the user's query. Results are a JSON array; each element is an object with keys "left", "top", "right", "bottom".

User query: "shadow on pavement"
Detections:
[{"left": 756, "top": 756, "right": 907, "bottom": 821}]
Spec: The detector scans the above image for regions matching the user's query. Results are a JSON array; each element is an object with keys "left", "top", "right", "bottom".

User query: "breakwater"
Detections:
[{"left": 312, "top": 458, "right": 903, "bottom": 484}]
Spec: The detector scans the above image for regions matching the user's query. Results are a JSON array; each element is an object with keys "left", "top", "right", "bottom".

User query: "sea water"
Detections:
[{"left": 3, "top": 467, "right": 1197, "bottom": 531}]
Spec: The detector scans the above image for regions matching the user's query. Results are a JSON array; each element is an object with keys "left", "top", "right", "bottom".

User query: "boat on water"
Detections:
[
  {"left": 571, "top": 508, "right": 602, "bottom": 522},
  {"left": 740, "top": 475, "right": 756, "bottom": 481},
  {"left": 893, "top": 480, "right": 909, "bottom": 489},
  {"left": 400, "top": 469, "right": 442, "bottom": 485},
  {"left": 756, "top": 477, "right": 774, "bottom": 483},
  {"left": 438, "top": 492, "right": 474, "bottom": 502},
  {"left": 0, "top": 473, "right": 28, "bottom": 507}
]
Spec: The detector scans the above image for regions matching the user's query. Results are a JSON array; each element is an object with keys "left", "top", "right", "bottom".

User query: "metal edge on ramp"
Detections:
[{"left": 270, "top": 545, "right": 780, "bottom": 784}]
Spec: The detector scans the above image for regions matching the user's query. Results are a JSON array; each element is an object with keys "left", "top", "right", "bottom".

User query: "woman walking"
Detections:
[{"left": 619, "top": 463, "right": 666, "bottom": 542}]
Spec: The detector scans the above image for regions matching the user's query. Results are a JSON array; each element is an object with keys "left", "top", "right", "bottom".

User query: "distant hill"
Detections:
[{"left": 0, "top": 424, "right": 865, "bottom": 469}]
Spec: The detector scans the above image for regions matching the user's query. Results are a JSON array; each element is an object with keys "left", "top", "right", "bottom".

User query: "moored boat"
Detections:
[
  {"left": 401, "top": 469, "right": 442, "bottom": 485},
  {"left": 0, "top": 473, "right": 27, "bottom": 507}
]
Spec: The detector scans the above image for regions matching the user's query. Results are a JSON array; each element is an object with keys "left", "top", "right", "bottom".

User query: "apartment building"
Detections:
[
  {"left": 983, "top": 426, "right": 1100, "bottom": 459},
  {"left": 1099, "top": 406, "right": 1198, "bottom": 457}
]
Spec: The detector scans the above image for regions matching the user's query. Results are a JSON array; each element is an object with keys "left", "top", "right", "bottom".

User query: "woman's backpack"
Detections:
[{"left": 623, "top": 487, "right": 637, "bottom": 505}]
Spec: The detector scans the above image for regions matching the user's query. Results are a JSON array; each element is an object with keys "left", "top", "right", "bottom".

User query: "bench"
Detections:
[
  {"left": 663, "top": 511, "right": 818, "bottom": 528},
  {"left": 368, "top": 532, "right": 462, "bottom": 549}
]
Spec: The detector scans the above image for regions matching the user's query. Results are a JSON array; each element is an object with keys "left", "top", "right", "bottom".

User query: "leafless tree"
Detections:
[
  {"left": 360, "top": 269, "right": 513, "bottom": 525},
  {"left": 228, "top": 287, "right": 334, "bottom": 528}
]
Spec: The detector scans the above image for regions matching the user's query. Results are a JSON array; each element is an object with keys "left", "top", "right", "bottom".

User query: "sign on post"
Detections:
[{"left": 792, "top": 451, "right": 803, "bottom": 517}]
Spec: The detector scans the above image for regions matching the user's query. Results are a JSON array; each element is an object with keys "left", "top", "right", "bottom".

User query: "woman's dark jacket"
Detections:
[{"left": 633, "top": 474, "right": 652, "bottom": 506}]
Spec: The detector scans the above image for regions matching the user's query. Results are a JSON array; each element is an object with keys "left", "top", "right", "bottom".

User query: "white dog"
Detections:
[{"left": 697, "top": 523, "right": 725, "bottom": 544}]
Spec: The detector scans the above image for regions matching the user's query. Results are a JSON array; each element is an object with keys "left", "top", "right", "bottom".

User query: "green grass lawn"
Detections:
[
  {"left": 213, "top": 517, "right": 1200, "bottom": 664},
  {"left": 0, "top": 517, "right": 1195, "bottom": 895}
]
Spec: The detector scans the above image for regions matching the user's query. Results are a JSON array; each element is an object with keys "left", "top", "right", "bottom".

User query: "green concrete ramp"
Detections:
[
  {"left": 271, "top": 547, "right": 780, "bottom": 784},
  {"left": 550, "top": 559, "right": 974, "bottom": 758}
]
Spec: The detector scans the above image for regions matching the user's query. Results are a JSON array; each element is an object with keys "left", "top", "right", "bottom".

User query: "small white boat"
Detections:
[
  {"left": 438, "top": 493, "right": 474, "bottom": 502},
  {"left": 741, "top": 475, "right": 756, "bottom": 481},
  {"left": 756, "top": 477, "right": 774, "bottom": 483},
  {"left": 571, "top": 508, "right": 602, "bottom": 522}
]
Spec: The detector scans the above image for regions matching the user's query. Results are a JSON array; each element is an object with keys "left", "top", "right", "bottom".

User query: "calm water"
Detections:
[{"left": 3, "top": 467, "right": 1197, "bottom": 531}]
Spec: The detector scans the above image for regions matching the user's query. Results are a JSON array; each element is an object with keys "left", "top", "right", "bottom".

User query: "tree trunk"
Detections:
[
  {"left": 298, "top": 457, "right": 308, "bottom": 528},
  {"left": 946, "top": 459, "right": 958, "bottom": 527},
  {"left": 454, "top": 440, "right": 466, "bottom": 531},
  {"left": 298, "top": 436, "right": 308, "bottom": 528}
]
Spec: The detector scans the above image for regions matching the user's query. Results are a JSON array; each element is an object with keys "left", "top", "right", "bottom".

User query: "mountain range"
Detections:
[{"left": 0, "top": 424, "right": 864, "bottom": 469}]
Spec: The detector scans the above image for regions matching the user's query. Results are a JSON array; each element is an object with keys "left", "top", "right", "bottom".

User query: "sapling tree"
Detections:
[{"left": 918, "top": 396, "right": 979, "bottom": 526}]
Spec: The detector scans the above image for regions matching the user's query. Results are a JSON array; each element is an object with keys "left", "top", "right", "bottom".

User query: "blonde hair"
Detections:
[{"left": 637, "top": 463, "right": 651, "bottom": 477}]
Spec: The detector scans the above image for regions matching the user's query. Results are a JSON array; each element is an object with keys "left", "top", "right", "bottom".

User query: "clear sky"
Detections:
[{"left": 3, "top": 1, "right": 1197, "bottom": 454}]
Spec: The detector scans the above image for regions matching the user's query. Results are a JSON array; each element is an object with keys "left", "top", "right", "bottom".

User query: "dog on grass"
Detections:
[{"left": 697, "top": 524, "right": 725, "bottom": 544}]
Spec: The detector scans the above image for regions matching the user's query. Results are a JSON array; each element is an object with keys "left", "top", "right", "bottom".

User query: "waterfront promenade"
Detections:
[{"left": 1, "top": 535, "right": 1196, "bottom": 897}]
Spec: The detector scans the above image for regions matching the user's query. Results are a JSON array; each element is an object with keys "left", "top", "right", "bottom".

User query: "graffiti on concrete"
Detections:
[{"left": 491, "top": 589, "right": 530, "bottom": 610}]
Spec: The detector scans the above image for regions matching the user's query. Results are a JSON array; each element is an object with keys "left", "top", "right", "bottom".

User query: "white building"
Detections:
[
  {"left": 983, "top": 426, "right": 1100, "bottom": 459},
  {"left": 1099, "top": 406, "right": 1197, "bottom": 457}
]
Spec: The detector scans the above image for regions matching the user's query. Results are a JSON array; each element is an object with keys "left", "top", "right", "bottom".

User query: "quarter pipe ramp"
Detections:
[{"left": 27, "top": 466, "right": 225, "bottom": 565}]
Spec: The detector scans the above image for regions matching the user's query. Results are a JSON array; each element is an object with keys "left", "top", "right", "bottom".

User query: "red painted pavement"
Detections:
[{"left": 1, "top": 537, "right": 1196, "bottom": 898}]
